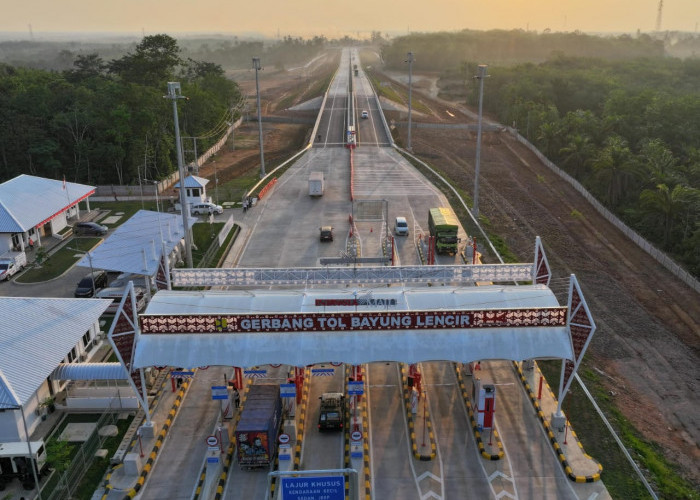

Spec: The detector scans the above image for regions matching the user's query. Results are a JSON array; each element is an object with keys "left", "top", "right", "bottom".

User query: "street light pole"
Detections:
[
  {"left": 406, "top": 51, "right": 414, "bottom": 150},
  {"left": 165, "top": 82, "right": 193, "bottom": 268},
  {"left": 253, "top": 57, "right": 266, "bottom": 178},
  {"left": 473, "top": 65, "right": 489, "bottom": 219}
]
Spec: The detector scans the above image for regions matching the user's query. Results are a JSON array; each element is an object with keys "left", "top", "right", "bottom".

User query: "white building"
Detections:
[{"left": 0, "top": 174, "right": 95, "bottom": 253}]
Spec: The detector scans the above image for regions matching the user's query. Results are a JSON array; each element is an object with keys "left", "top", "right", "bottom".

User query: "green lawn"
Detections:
[{"left": 16, "top": 237, "right": 102, "bottom": 283}]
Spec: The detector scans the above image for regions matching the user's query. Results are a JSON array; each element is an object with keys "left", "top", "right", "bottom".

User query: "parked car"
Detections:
[
  {"left": 319, "top": 226, "right": 334, "bottom": 242},
  {"left": 361, "top": 110, "right": 369, "bottom": 119},
  {"left": 394, "top": 216, "right": 409, "bottom": 236},
  {"left": 74, "top": 270, "right": 108, "bottom": 298},
  {"left": 74, "top": 222, "right": 108, "bottom": 236},
  {"left": 191, "top": 202, "right": 223, "bottom": 215}
]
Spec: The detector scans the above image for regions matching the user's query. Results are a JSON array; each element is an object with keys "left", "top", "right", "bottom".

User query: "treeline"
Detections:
[
  {"left": 0, "top": 34, "right": 241, "bottom": 186},
  {"left": 465, "top": 55, "right": 700, "bottom": 275},
  {"left": 381, "top": 30, "right": 667, "bottom": 70},
  {"left": 0, "top": 34, "right": 330, "bottom": 72},
  {"left": 182, "top": 35, "right": 328, "bottom": 70}
]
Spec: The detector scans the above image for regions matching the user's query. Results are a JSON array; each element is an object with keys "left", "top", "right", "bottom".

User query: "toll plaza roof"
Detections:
[
  {"left": 133, "top": 285, "right": 573, "bottom": 368},
  {"left": 77, "top": 209, "right": 193, "bottom": 276}
]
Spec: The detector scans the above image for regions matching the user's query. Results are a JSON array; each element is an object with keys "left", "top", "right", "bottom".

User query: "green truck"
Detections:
[{"left": 428, "top": 207, "right": 460, "bottom": 255}]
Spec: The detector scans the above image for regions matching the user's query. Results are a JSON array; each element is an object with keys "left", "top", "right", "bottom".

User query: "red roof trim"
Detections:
[{"left": 35, "top": 190, "right": 95, "bottom": 228}]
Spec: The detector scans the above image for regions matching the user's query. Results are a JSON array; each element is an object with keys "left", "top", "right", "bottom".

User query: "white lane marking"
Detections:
[
  {"left": 416, "top": 471, "right": 441, "bottom": 483},
  {"left": 421, "top": 362, "right": 445, "bottom": 500},
  {"left": 586, "top": 493, "right": 599, "bottom": 500},
  {"left": 496, "top": 416, "right": 520, "bottom": 500}
]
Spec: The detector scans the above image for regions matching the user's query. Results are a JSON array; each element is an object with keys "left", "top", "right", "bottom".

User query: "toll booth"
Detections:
[{"left": 472, "top": 379, "right": 496, "bottom": 430}]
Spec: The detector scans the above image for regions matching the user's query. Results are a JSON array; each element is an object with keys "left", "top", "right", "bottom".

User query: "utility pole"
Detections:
[
  {"left": 253, "top": 57, "right": 266, "bottom": 178},
  {"left": 406, "top": 52, "right": 414, "bottom": 150},
  {"left": 473, "top": 65, "right": 489, "bottom": 219},
  {"left": 165, "top": 82, "right": 193, "bottom": 268}
]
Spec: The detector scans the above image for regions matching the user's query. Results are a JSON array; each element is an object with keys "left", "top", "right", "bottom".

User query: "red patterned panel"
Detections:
[{"left": 140, "top": 307, "right": 568, "bottom": 334}]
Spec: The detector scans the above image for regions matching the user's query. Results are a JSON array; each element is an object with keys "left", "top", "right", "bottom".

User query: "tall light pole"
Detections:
[
  {"left": 473, "top": 65, "right": 489, "bottom": 219},
  {"left": 165, "top": 82, "right": 193, "bottom": 268},
  {"left": 406, "top": 52, "right": 414, "bottom": 150},
  {"left": 253, "top": 57, "right": 266, "bottom": 178}
]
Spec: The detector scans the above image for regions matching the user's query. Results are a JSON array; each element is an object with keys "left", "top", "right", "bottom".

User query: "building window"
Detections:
[{"left": 82, "top": 331, "right": 91, "bottom": 347}]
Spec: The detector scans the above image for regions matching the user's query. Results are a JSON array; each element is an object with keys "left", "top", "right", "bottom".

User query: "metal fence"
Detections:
[
  {"left": 506, "top": 127, "right": 700, "bottom": 293},
  {"left": 43, "top": 410, "right": 120, "bottom": 500}
]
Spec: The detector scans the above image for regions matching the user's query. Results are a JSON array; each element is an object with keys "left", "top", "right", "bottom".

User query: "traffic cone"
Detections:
[{"left": 370, "top": 227, "right": 373, "bottom": 233}]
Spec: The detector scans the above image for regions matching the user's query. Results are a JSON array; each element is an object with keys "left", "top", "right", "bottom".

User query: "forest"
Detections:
[
  {"left": 384, "top": 30, "right": 700, "bottom": 276},
  {"left": 0, "top": 34, "right": 242, "bottom": 186}
]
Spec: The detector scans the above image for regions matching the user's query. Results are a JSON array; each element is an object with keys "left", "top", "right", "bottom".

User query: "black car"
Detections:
[
  {"left": 74, "top": 270, "right": 108, "bottom": 298},
  {"left": 319, "top": 226, "right": 334, "bottom": 242},
  {"left": 74, "top": 222, "right": 108, "bottom": 236}
]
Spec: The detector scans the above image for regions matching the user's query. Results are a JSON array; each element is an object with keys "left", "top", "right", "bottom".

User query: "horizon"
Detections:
[{"left": 1, "top": 1, "right": 699, "bottom": 40}]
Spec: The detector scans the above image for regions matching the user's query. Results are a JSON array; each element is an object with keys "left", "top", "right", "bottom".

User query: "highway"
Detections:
[{"left": 137, "top": 48, "right": 610, "bottom": 500}]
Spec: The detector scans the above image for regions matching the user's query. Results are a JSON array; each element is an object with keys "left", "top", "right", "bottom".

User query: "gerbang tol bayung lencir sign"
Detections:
[{"left": 139, "top": 308, "right": 567, "bottom": 334}]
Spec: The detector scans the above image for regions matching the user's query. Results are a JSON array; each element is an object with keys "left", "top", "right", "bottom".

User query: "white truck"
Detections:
[
  {"left": 0, "top": 251, "right": 27, "bottom": 281},
  {"left": 309, "top": 172, "right": 324, "bottom": 197}
]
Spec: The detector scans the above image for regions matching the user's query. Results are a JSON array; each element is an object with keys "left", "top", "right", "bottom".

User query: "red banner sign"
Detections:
[{"left": 140, "top": 307, "right": 567, "bottom": 335}]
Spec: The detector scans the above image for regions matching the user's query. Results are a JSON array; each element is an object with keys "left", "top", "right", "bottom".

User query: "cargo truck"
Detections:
[
  {"left": 308, "top": 172, "right": 324, "bottom": 197},
  {"left": 428, "top": 207, "right": 460, "bottom": 255},
  {"left": 235, "top": 384, "right": 282, "bottom": 470},
  {"left": 0, "top": 251, "right": 27, "bottom": 281}
]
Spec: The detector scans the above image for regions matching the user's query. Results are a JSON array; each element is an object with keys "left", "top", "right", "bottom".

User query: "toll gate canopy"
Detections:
[{"left": 132, "top": 285, "right": 574, "bottom": 368}]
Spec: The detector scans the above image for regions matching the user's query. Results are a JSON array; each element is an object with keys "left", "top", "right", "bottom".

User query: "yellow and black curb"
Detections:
[
  {"left": 400, "top": 364, "right": 436, "bottom": 461},
  {"left": 293, "top": 367, "right": 311, "bottom": 471},
  {"left": 513, "top": 361, "right": 602, "bottom": 483},
  {"left": 100, "top": 374, "right": 190, "bottom": 500},
  {"left": 454, "top": 364, "right": 504, "bottom": 460},
  {"left": 343, "top": 365, "right": 371, "bottom": 500}
]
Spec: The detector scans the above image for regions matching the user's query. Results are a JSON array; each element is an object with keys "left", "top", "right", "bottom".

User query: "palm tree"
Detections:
[
  {"left": 640, "top": 183, "right": 700, "bottom": 248},
  {"left": 592, "top": 135, "right": 639, "bottom": 207},
  {"left": 559, "top": 133, "right": 595, "bottom": 179}
]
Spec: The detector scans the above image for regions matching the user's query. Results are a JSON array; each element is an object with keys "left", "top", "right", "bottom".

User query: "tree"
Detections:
[
  {"left": 559, "top": 133, "right": 595, "bottom": 179},
  {"left": 592, "top": 135, "right": 639, "bottom": 207},
  {"left": 108, "top": 34, "right": 181, "bottom": 87},
  {"left": 640, "top": 183, "right": 700, "bottom": 248}
]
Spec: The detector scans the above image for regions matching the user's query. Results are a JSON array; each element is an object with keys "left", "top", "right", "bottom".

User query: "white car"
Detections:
[
  {"left": 394, "top": 216, "right": 409, "bottom": 236},
  {"left": 191, "top": 202, "right": 223, "bottom": 215},
  {"left": 361, "top": 110, "right": 369, "bottom": 119}
]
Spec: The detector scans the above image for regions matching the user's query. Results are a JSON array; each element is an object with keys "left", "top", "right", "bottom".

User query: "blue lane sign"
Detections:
[
  {"left": 244, "top": 369, "right": 267, "bottom": 378},
  {"left": 207, "top": 456, "right": 220, "bottom": 464},
  {"left": 280, "top": 383, "right": 296, "bottom": 398},
  {"left": 348, "top": 381, "right": 364, "bottom": 395},
  {"left": 281, "top": 475, "right": 344, "bottom": 500},
  {"left": 211, "top": 386, "right": 228, "bottom": 400},
  {"left": 311, "top": 368, "right": 335, "bottom": 376},
  {"left": 171, "top": 370, "right": 195, "bottom": 378}
]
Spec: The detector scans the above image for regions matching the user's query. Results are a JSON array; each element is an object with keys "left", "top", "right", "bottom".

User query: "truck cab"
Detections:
[
  {"left": 318, "top": 393, "right": 345, "bottom": 431},
  {"left": 0, "top": 441, "right": 47, "bottom": 490}
]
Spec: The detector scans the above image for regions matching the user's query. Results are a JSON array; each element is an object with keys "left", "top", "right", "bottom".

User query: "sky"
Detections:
[{"left": 1, "top": 0, "right": 698, "bottom": 39}]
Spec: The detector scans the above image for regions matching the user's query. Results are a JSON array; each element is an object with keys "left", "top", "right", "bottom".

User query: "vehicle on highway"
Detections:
[
  {"left": 0, "top": 251, "right": 27, "bottom": 281},
  {"left": 428, "top": 207, "right": 460, "bottom": 255},
  {"left": 74, "top": 270, "right": 108, "bottom": 298},
  {"left": 319, "top": 226, "right": 334, "bottom": 242},
  {"left": 309, "top": 172, "right": 324, "bottom": 197},
  {"left": 191, "top": 202, "right": 223, "bottom": 215},
  {"left": 361, "top": 110, "right": 369, "bottom": 119},
  {"left": 236, "top": 384, "right": 282, "bottom": 470},
  {"left": 74, "top": 221, "right": 108, "bottom": 236},
  {"left": 394, "top": 216, "right": 409, "bottom": 236},
  {"left": 318, "top": 392, "right": 345, "bottom": 431}
]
